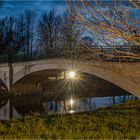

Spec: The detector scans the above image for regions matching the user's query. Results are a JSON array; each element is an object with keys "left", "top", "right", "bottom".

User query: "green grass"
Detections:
[{"left": 0, "top": 100, "right": 140, "bottom": 139}]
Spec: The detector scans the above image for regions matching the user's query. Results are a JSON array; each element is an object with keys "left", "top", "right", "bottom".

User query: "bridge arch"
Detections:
[{"left": 12, "top": 59, "right": 140, "bottom": 98}]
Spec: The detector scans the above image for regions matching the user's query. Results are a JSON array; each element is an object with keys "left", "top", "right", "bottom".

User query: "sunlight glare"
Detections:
[
  {"left": 70, "top": 98, "right": 74, "bottom": 106},
  {"left": 69, "top": 71, "right": 76, "bottom": 79}
]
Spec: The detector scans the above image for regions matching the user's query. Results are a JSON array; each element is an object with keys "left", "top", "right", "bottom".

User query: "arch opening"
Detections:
[{"left": 11, "top": 69, "right": 131, "bottom": 99}]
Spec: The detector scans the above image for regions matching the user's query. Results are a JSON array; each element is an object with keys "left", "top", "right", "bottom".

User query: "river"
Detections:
[{"left": 0, "top": 94, "right": 136, "bottom": 120}]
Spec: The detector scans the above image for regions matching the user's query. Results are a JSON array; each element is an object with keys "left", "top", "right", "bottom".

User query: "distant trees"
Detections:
[
  {"left": 37, "top": 9, "right": 61, "bottom": 50},
  {"left": 20, "top": 10, "right": 35, "bottom": 57},
  {"left": 0, "top": 16, "right": 26, "bottom": 62},
  {"left": 0, "top": 7, "right": 83, "bottom": 60},
  {"left": 37, "top": 8, "right": 82, "bottom": 57},
  {"left": 0, "top": 10, "right": 35, "bottom": 62},
  {"left": 60, "top": 11, "right": 81, "bottom": 50}
]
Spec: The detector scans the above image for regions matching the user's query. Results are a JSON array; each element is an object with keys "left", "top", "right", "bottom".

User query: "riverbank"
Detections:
[{"left": 0, "top": 100, "right": 140, "bottom": 139}]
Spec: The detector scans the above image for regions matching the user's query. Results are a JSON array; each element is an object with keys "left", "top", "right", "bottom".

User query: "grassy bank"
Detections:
[{"left": 0, "top": 100, "right": 140, "bottom": 139}]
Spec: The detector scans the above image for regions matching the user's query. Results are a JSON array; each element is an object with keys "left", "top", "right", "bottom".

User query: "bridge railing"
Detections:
[
  {"left": 0, "top": 46, "right": 139, "bottom": 64},
  {"left": 0, "top": 47, "right": 85, "bottom": 64}
]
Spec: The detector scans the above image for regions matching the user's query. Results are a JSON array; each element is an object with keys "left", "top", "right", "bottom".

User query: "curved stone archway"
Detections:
[{"left": 11, "top": 59, "right": 140, "bottom": 98}]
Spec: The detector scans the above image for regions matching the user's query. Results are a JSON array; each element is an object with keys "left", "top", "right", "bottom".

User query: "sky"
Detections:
[
  {"left": 1, "top": 0, "right": 139, "bottom": 19},
  {"left": 0, "top": 0, "right": 65, "bottom": 18}
]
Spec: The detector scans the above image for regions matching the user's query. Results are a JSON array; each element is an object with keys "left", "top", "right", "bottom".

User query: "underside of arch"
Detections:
[{"left": 11, "top": 69, "right": 131, "bottom": 99}]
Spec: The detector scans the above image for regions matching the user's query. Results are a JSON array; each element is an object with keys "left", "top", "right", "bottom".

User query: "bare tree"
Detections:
[
  {"left": 61, "top": 10, "right": 82, "bottom": 49},
  {"left": 16, "top": 13, "right": 26, "bottom": 56},
  {"left": 0, "top": 16, "right": 26, "bottom": 61},
  {"left": 15, "top": 10, "right": 35, "bottom": 58},
  {"left": 66, "top": 0, "right": 140, "bottom": 60},
  {"left": 24, "top": 10, "right": 35, "bottom": 58},
  {"left": 56, "top": 8, "right": 84, "bottom": 59},
  {"left": 38, "top": 9, "right": 61, "bottom": 51}
]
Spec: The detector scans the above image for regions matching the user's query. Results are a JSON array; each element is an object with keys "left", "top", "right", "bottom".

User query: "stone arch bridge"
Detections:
[{"left": 0, "top": 59, "right": 140, "bottom": 98}]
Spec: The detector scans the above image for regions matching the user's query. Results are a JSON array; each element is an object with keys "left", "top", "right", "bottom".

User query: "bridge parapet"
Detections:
[{"left": 0, "top": 47, "right": 137, "bottom": 64}]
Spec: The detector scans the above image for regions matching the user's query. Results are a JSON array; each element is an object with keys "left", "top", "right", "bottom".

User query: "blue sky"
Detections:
[
  {"left": 0, "top": 0, "right": 65, "bottom": 18},
  {"left": 1, "top": 0, "right": 139, "bottom": 19}
]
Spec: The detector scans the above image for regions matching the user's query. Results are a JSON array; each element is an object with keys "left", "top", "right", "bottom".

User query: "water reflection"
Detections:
[{"left": 0, "top": 95, "right": 136, "bottom": 120}]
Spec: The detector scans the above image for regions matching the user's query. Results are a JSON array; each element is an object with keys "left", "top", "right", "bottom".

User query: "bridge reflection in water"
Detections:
[
  {"left": 0, "top": 68, "right": 137, "bottom": 120},
  {"left": 0, "top": 94, "right": 136, "bottom": 120}
]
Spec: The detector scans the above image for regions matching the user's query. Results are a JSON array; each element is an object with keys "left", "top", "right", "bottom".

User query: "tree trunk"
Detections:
[{"left": 8, "top": 53, "right": 13, "bottom": 92}]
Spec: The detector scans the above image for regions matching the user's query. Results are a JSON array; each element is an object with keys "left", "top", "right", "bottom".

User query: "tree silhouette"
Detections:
[{"left": 38, "top": 9, "right": 61, "bottom": 50}]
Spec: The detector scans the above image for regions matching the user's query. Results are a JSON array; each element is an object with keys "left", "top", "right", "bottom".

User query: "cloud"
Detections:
[
  {"left": 0, "top": 0, "right": 65, "bottom": 18},
  {"left": 0, "top": 0, "right": 4, "bottom": 8}
]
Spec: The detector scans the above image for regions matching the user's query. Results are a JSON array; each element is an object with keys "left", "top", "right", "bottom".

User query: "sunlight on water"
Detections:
[
  {"left": 70, "top": 98, "right": 74, "bottom": 107},
  {"left": 0, "top": 95, "right": 135, "bottom": 120}
]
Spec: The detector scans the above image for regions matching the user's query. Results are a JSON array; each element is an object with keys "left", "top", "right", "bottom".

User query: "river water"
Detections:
[{"left": 0, "top": 94, "right": 135, "bottom": 120}]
